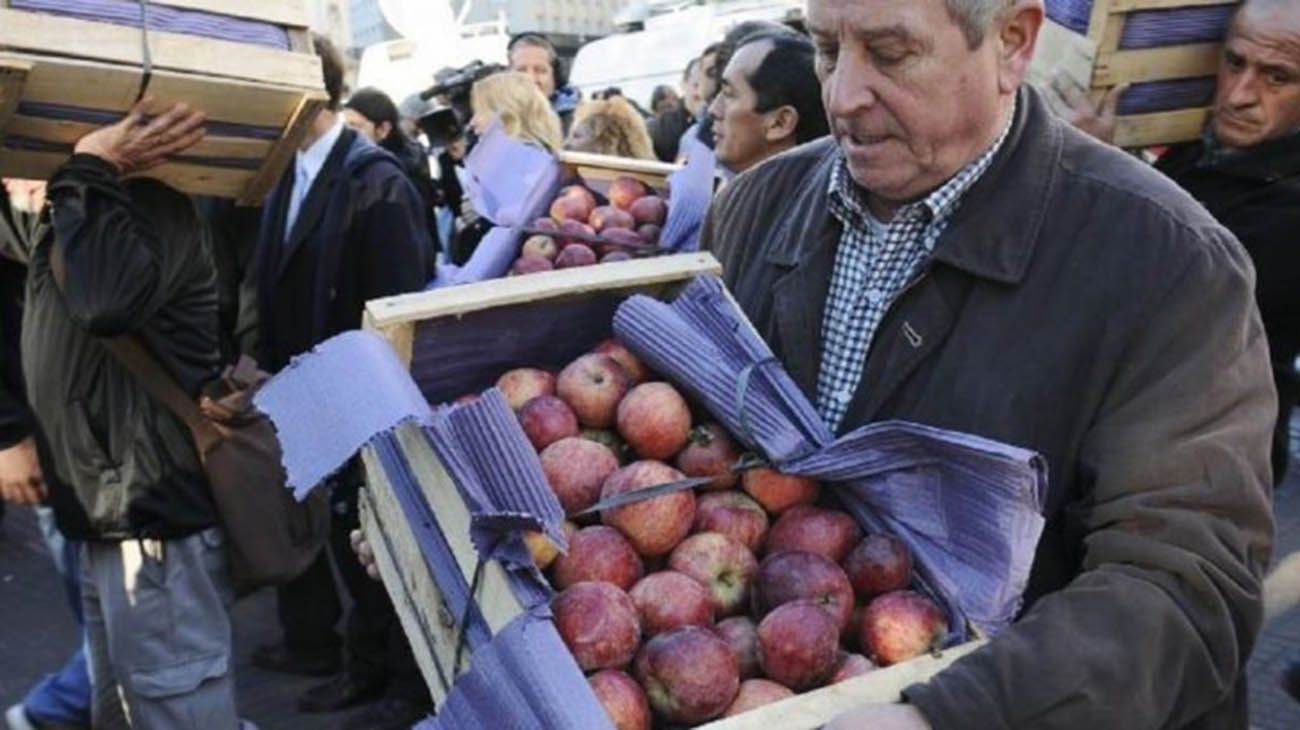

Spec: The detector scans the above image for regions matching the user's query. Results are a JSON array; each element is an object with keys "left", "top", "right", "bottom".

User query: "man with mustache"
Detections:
[{"left": 704, "top": 1, "right": 1275, "bottom": 728}]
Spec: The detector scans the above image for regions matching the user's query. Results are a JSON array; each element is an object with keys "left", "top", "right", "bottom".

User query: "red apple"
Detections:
[
  {"left": 629, "top": 195, "right": 668, "bottom": 226},
  {"left": 752, "top": 551, "right": 854, "bottom": 631},
  {"left": 602, "top": 251, "right": 633, "bottom": 263},
  {"left": 589, "top": 205, "right": 636, "bottom": 232},
  {"left": 551, "top": 185, "right": 597, "bottom": 222},
  {"left": 859, "top": 590, "right": 947, "bottom": 666},
  {"left": 511, "top": 255, "right": 554, "bottom": 276},
  {"left": 668, "top": 532, "right": 758, "bottom": 617},
  {"left": 592, "top": 338, "right": 650, "bottom": 384},
  {"left": 552, "top": 525, "right": 644, "bottom": 591},
  {"left": 557, "top": 354, "right": 631, "bottom": 428},
  {"left": 633, "top": 626, "right": 739, "bottom": 724},
  {"left": 741, "top": 468, "right": 820, "bottom": 515},
  {"left": 556, "top": 243, "right": 597, "bottom": 269},
  {"left": 521, "top": 234, "right": 559, "bottom": 260},
  {"left": 629, "top": 571, "right": 715, "bottom": 636},
  {"left": 721, "top": 679, "right": 794, "bottom": 717},
  {"left": 636, "top": 223, "right": 662, "bottom": 245},
  {"left": 714, "top": 616, "right": 761, "bottom": 679},
  {"left": 597, "top": 227, "right": 643, "bottom": 256},
  {"left": 523, "top": 530, "right": 560, "bottom": 570},
  {"left": 608, "top": 176, "right": 651, "bottom": 210},
  {"left": 843, "top": 534, "right": 915, "bottom": 601},
  {"left": 580, "top": 428, "right": 631, "bottom": 463},
  {"left": 693, "top": 491, "right": 769, "bottom": 553},
  {"left": 766, "top": 505, "right": 863, "bottom": 564},
  {"left": 829, "top": 651, "right": 876, "bottom": 684},
  {"left": 600, "top": 461, "right": 696, "bottom": 557},
  {"left": 557, "top": 220, "right": 597, "bottom": 248},
  {"left": 589, "top": 669, "right": 651, "bottom": 730},
  {"left": 518, "top": 395, "right": 579, "bottom": 450},
  {"left": 539, "top": 437, "right": 620, "bottom": 516},
  {"left": 757, "top": 600, "right": 840, "bottom": 690},
  {"left": 675, "top": 424, "right": 741, "bottom": 490},
  {"left": 616, "top": 382, "right": 692, "bottom": 460},
  {"left": 496, "top": 368, "right": 556, "bottom": 411},
  {"left": 532, "top": 217, "right": 560, "bottom": 233},
  {"left": 553, "top": 581, "right": 641, "bottom": 671}
]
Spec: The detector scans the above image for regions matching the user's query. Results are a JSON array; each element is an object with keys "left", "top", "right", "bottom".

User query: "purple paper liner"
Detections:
[
  {"left": 1046, "top": 0, "right": 1233, "bottom": 49},
  {"left": 11, "top": 0, "right": 291, "bottom": 49}
]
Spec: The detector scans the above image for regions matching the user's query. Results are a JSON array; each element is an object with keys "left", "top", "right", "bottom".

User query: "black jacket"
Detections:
[
  {"left": 1157, "top": 132, "right": 1300, "bottom": 377},
  {"left": 0, "top": 202, "right": 34, "bottom": 449},
  {"left": 705, "top": 88, "right": 1274, "bottom": 729},
  {"left": 255, "top": 127, "right": 431, "bottom": 373},
  {"left": 19, "top": 156, "right": 221, "bottom": 540}
]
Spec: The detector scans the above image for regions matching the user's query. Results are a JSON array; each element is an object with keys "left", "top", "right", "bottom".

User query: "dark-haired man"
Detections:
[
  {"left": 710, "top": 33, "right": 829, "bottom": 175},
  {"left": 509, "top": 34, "right": 582, "bottom": 132},
  {"left": 252, "top": 34, "right": 432, "bottom": 730}
]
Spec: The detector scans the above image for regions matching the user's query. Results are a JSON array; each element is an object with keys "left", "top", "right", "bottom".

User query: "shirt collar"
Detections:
[
  {"left": 297, "top": 118, "right": 346, "bottom": 183},
  {"left": 828, "top": 99, "right": 1017, "bottom": 229}
]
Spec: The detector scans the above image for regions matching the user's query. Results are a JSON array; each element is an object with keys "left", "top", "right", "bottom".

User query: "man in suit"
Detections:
[{"left": 250, "top": 34, "right": 433, "bottom": 730}]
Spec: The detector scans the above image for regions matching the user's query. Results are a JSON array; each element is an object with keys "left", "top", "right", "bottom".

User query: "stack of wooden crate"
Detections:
[
  {"left": 0, "top": 0, "right": 326, "bottom": 202},
  {"left": 1042, "top": 0, "right": 1238, "bottom": 147}
]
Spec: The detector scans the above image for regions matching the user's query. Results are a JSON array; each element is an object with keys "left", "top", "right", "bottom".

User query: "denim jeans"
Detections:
[{"left": 22, "top": 506, "right": 91, "bottom": 727}]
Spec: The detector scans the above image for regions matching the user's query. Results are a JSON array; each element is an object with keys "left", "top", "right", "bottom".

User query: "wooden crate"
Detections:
[
  {"left": 358, "top": 253, "right": 985, "bottom": 726},
  {"left": 1041, "top": 0, "right": 1237, "bottom": 147},
  {"left": 0, "top": 1, "right": 325, "bottom": 202},
  {"left": 556, "top": 149, "right": 680, "bottom": 193}
]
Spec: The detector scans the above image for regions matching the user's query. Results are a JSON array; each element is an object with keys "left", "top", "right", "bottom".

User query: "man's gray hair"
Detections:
[{"left": 945, "top": 0, "right": 1016, "bottom": 47}]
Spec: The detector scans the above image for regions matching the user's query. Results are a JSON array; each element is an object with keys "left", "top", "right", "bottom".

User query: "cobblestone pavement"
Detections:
[{"left": 2, "top": 419, "right": 1299, "bottom": 729}]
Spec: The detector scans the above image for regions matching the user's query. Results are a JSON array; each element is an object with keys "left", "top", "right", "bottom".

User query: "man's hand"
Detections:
[
  {"left": 350, "top": 528, "right": 381, "bottom": 581},
  {"left": 1049, "top": 71, "right": 1128, "bottom": 146},
  {"left": 0, "top": 437, "right": 45, "bottom": 506},
  {"left": 3, "top": 179, "right": 47, "bottom": 213},
  {"left": 824, "top": 703, "right": 932, "bottom": 730},
  {"left": 74, "top": 97, "right": 206, "bottom": 175}
]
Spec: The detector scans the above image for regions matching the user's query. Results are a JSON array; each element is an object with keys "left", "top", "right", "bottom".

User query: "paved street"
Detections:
[{"left": 2, "top": 418, "right": 1300, "bottom": 729}]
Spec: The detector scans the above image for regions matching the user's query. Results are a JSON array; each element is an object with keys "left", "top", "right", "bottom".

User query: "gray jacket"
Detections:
[{"left": 704, "top": 87, "right": 1276, "bottom": 729}]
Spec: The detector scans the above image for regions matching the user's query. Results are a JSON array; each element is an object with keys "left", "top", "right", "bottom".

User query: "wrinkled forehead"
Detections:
[
  {"left": 1231, "top": 1, "right": 1300, "bottom": 55},
  {"left": 805, "top": 0, "right": 947, "bottom": 39},
  {"left": 510, "top": 44, "right": 551, "bottom": 67}
]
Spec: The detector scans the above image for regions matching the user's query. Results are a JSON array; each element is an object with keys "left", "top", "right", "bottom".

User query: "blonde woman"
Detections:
[
  {"left": 565, "top": 97, "right": 657, "bottom": 160},
  {"left": 468, "top": 71, "right": 564, "bottom": 152}
]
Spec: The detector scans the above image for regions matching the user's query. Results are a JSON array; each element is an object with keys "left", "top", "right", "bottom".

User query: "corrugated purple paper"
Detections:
[
  {"left": 255, "top": 331, "right": 434, "bottom": 499},
  {"left": 11, "top": 0, "right": 292, "bottom": 49},
  {"left": 1046, "top": 0, "right": 1234, "bottom": 49},
  {"left": 613, "top": 277, "right": 1048, "bottom": 635}
]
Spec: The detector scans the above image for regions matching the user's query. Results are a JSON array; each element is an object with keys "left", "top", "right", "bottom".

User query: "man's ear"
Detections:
[
  {"left": 765, "top": 106, "right": 799, "bottom": 145},
  {"left": 377, "top": 120, "right": 394, "bottom": 142},
  {"left": 997, "top": 0, "right": 1045, "bottom": 95}
]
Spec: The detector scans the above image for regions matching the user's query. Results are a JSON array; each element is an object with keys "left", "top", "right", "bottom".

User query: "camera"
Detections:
[{"left": 417, "top": 60, "right": 504, "bottom": 148}]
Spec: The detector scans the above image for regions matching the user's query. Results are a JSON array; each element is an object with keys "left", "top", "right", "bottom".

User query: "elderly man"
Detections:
[
  {"left": 704, "top": 1, "right": 1275, "bottom": 728},
  {"left": 1062, "top": 0, "right": 1300, "bottom": 490},
  {"left": 709, "top": 33, "right": 829, "bottom": 175}
]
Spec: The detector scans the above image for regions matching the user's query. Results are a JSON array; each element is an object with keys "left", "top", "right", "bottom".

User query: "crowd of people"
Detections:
[{"left": 1, "top": 0, "right": 1299, "bottom": 729}]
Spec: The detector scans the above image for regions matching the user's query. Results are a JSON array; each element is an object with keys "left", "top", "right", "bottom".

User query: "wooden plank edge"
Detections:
[
  {"left": 1108, "top": 0, "right": 1237, "bottom": 11},
  {"left": 0, "top": 58, "right": 31, "bottom": 137},
  {"left": 556, "top": 149, "right": 681, "bottom": 176},
  {"left": 393, "top": 422, "right": 529, "bottom": 635},
  {"left": 1114, "top": 107, "right": 1209, "bottom": 147},
  {"left": 362, "top": 310, "right": 416, "bottom": 369},
  {"left": 1094, "top": 42, "right": 1222, "bottom": 86},
  {"left": 0, "top": 9, "right": 324, "bottom": 91},
  {"left": 157, "top": 0, "right": 311, "bottom": 28},
  {"left": 238, "top": 91, "right": 327, "bottom": 205},
  {"left": 358, "top": 483, "right": 452, "bottom": 707},
  {"left": 364, "top": 252, "right": 723, "bottom": 329},
  {"left": 699, "top": 640, "right": 988, "bottom": 730}
]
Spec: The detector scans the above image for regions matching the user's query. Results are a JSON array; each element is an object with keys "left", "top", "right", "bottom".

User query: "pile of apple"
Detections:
[
  {"left": 510, "top": 176, "right": 668, "bottom": 276},
  {"left": 478, "top": 339, "right": 951, "bottom": 729}
]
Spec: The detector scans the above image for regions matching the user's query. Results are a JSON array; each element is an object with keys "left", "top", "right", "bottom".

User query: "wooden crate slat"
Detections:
[
  {"left": 359, "top": 458, "right": 459, "bottom": 704},
  {"left": 698, "top": 641, "right": 987, "bottom": 730},
  {"left": 6, "top": 115, "right": 274, "bottom": 160},
  {"left": 1094, "top": 42, "right": 1222, "bottom": 85},
  {"left": 1114, "top": 107, "right": 1209, "bottom": 147},
  {"left": 364, "top": 253, "right": 723, "bottom": 330},
  {"left": 152, "top": 0, "right": 310, "bottom": 28},
  {"left": 238, "top": 91, "right": 327, "bottom": 205},
  {"left": 1106, "top": 0, "right": 1237, "bottom": 12},
  {"left": 0, "top": 58, "right": 28, "bottom": 135},
  {"left": 0, "top": 8, "right": 323, "bottom": 90}
]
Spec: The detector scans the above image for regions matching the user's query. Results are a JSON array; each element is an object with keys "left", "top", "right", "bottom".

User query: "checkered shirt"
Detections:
[{"left": 816, "top": 115, "right": 1014, "bottom": 430}]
